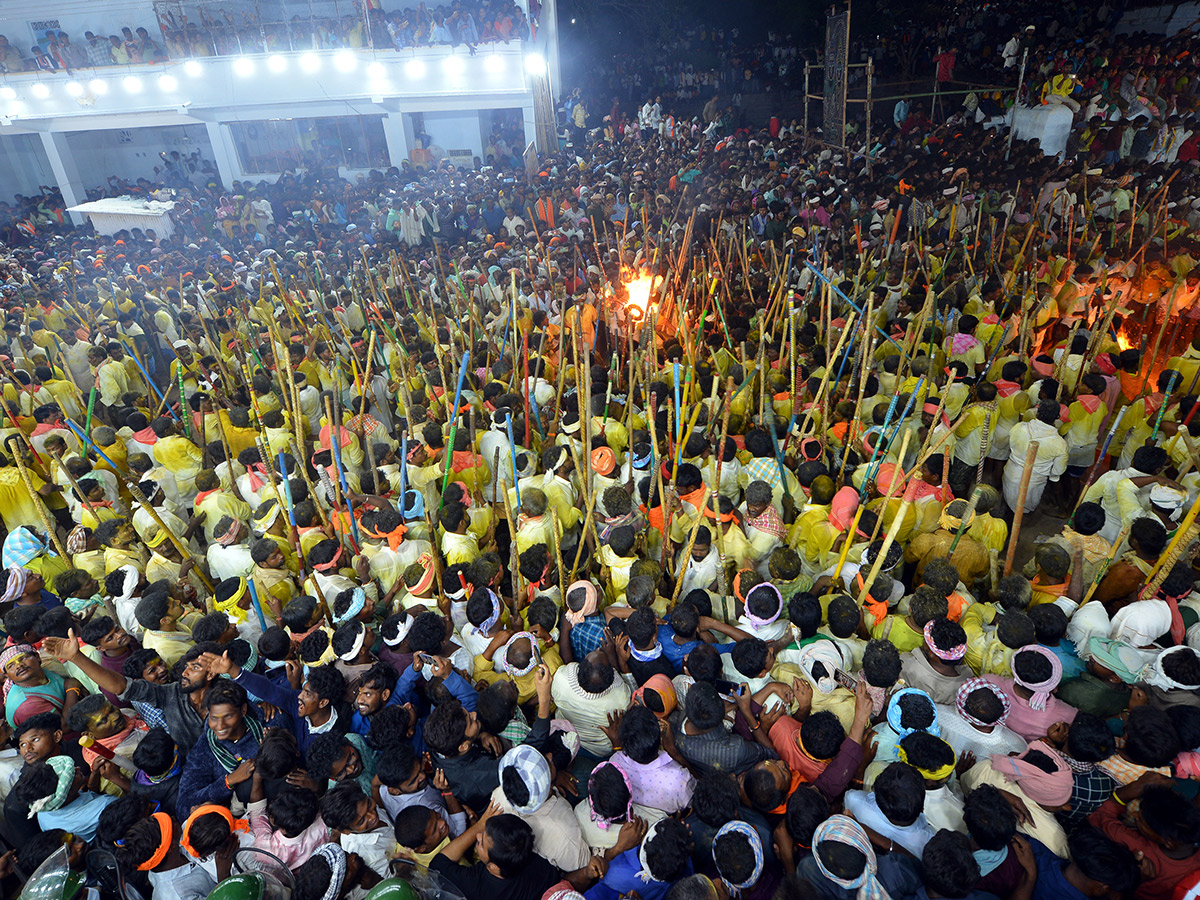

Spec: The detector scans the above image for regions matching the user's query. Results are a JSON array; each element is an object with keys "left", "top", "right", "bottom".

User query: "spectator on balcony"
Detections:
[
  {"left": 119, "top": 28, "right": 143, "bottom": 64},
  {"left": 134, "top": 28, "right": 164, "bottom": 63},
  {"left": 430, "top": 16, "right": 453, "bottom": 44},
  {"left": 52, "top": 32, "right": 88, "bottom": 70},
  {"left": 0, "top": 35, "right": 24, "bottom": 73},
  {"left": 344, "top": 15, "right": 368, "bottom": 49},
  {"left": 108, "top": 35, "right": 131, "bottom": 66},
  {"left": 30, "top": 45, "right": 58, "bottom": 73},
  {"left": 454, "top": 8, "right": 480, "bottom": 45},
  {"left": 83, "top": 32, "right": 113, "bottom": 67}
]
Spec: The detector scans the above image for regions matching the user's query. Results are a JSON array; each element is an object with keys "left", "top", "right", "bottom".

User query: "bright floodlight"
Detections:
[
  {"left": 484, "top": 54, "right": 504, "bottom": 74},
  {"left": 367, "top": 61, "right": 386, "bottom": 79},
  {"left": 267, "top": 54, "right": 287, "bottom": 73},
  {"left": 184, "top": 60, "right": 203, "bottom": 77},
  {"left": 158, "top": 74, "right": 178, "bottom": 92},
  {"left": 405, "top": 59, "right": 426, "bottom": 78},
  {"left": 31, "top": 83, "right": 50, "bottom": 99},
  {"left": 123, "top": 76, "right": 143, "bottom": 93},
  {"left": 89, "top": 79, "right": 108, "bottom": 95},
  {"left": 334, "top": 50, "right": 357, "bottom": 72},
  {"left": 443, "top": 56, "right": 464, "bottom": 76},
  {"left": 0, "top": 86, "right": 15, "bottom": 100},
  {"left": 524, "top": 53, "right": 546, "bottom": 76},
  {"left": 65, "top": 81, "right": 84, "bottom": 97},
  {"left": 299, "top": 53, "right": 320, "bottom": 73},
  {"left": 233, "top": 57, "right": 255, "bottom": 77}
]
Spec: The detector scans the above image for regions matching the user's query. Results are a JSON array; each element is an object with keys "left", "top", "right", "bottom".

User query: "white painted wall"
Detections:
[
  {"left": 0, "top": 132, "right": 54, "bottom": 199},
  {"left": 417, "top": 110, "right": 484, "bottom": 164},
  {"left": 63, "top": 123, "right": 212, "bottom": 191}
]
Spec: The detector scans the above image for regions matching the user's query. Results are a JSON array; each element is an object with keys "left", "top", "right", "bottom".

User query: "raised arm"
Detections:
[{"left": 43, "top": 629, "right": 127, "bottom": 697}]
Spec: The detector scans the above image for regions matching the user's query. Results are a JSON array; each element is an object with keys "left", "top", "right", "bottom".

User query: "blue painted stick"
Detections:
[
  {"left": 399, "top": 433, "right": 408, "bottom": 520},
  {"left": 439, "top": 351, "right": 472, "bottom": 506},
  {"left": 278, "top": 451, "right": 304, "bottom": 580},
  {"left": 122, "top": 342, "right": 181, "bottom": 422},
  {"left": 505, "top": 412, "right": 522, "bottom": 512},
  {"left": 804, "top": 261, "right": 905, "bottom": 352},
  {"left": 245, "top": 579, "right": 269, "bottom": 632},
  {"left": 866, "top": 374, "right": 926, "bottom": 488},
  {"left": 328, "top": 425, "right": 361, "bottom": 546}
]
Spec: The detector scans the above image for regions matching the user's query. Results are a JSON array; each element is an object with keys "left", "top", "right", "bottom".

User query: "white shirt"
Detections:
[
  {"left": 551, "top": 663, "right": 633, "bottom": 756},
  {"left": 844, "top": 790, "right": 937, "bottom": 857},
  {"left": 936, "top": 705, "right": 1028, "bottom": 759},
  {"left": 147, "top": 862, "right": 216, "bottom": 900},
  {"left": 492, "top": 786, "right": 591, "bottom": 871},
  {"left": 207, "top": 543, "right": 254, "bottom": 583}
]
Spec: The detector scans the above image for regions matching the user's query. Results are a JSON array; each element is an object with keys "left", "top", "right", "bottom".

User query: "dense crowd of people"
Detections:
[
  {"left": 1, "top": 5, "right": 1200, "bottom": 900},
  {"left": 0, "top": 0, "right": 540, "bottom": 73}
]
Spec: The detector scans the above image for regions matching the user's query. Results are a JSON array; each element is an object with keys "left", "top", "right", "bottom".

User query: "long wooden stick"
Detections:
[
  {"left": 1003, "top": 441, "right": 1041, "bottom": 576},
  {"left": 670, "top": 487, "right": 712, "bottom": 606},
  {"left": 13, "top": 451, "right": 71, "bottom": 563}
]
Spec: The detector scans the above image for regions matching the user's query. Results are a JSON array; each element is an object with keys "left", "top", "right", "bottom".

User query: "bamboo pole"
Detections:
[
  {"left": 12, "top": 451, "right": 71, "bottom": 563},
  {"left": 1002, "top": 441, "right": 1041, "bottom": 576},
  {"left": 670, "top": 487, "right": 712, "bottom": 606}
]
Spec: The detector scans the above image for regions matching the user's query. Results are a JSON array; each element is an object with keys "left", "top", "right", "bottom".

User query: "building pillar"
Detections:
[
  {"left": 521, "top": 101, "right": 537, "bottom": 155},
  {"left": 204, "top": 121, "right": 240, "bottom": 191},
  {"left": 381, "top": 112, "right": 410, "bottom": 168},
  {"left": 542, "top": 0, "right": 561, "bottom": 102},
  {"left": 38, "top": 131, "right": 87, "bottom": 225}
]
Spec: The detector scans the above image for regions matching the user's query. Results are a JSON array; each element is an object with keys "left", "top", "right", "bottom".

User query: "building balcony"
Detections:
[{"left": 0, "top": 44, "right": 547, "bottom": 129}]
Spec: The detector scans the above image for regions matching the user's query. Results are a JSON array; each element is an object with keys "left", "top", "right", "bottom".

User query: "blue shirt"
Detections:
[
  {"left": 38, "top": 791, "right": 116, "bottom": 842},
  {"left": 347, "top": 662, "right": 478, "bottom": 754},
  {"left": 1030, "top": 838, "right": 1087, "bottom": 900},
  {"left": 569, "top": 614, "right": 607, "bottom": 659},
  {"left": 1048, "top": 640, "right": 1087, "bottom": 682},
  {"left": 584, "top": 848, "right": 693, "bottom": 900},
  {"left": 656, "top": 628, "right": 737, "bottom": 670}
]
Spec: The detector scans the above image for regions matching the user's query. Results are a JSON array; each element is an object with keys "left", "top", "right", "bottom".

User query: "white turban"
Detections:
[{"left": 1109, "top": 599, "right": 1174, "bottom": 647}]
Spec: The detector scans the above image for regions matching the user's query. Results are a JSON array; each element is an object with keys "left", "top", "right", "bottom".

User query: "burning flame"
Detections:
[
  {"left": 623, "top": 272, "right": 656, "bottom": 323},
  {"left": 1116, "top": 330, "right": 1133, "bottom": 351}
]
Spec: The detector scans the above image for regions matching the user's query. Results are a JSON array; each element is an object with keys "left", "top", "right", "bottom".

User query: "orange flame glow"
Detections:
[
  {"left": 1115, "top": 330, "right": 1133, "bottom": 351},
  {"left": 624, "top": 272, "right": 656, "bottom": 323}
]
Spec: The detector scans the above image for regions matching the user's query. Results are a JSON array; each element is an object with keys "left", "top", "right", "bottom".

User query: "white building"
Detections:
[{"left": 0, "top": 0, "right": 561, "bottom": 221}]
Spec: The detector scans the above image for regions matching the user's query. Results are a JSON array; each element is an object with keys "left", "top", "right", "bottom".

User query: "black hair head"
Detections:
[
  {"left": 269, "top": 785, "right": 320, "bottom": 838},
  {"left": 862, "top": 639, "right": 901, "bottom": 688},
  {"left": 731, "top": 637, "right": 769, "bottom": 679},
  {"left": 921, "top": 829, "right": 980, "bottom": 898},
  {"left": 319, "top": 781, "right": 368, "bottom": 832},
  {"left": 1139, "top": 784, "right": 1200, "bottom": 848},
  {"left": 485, "top": 814, "right": 535, "bottom": 877},
  {"left": 1066, "top": 826, "right": 1140, "bottom": 894},
  {"left": 685, "top": 681, "right": 726, "bottom": 731},
  {"left": 1123, "top": 706, "right": 1182, "bottom": 767},
  {"left": 130, "top": 726, "right": 178, "bottom": 777},
  {"left": 642, "top": 817, "right": 691, "bottom": 882},
  {"left": 785, "top": 784, "right": 829, "bottom": 848},
  {"left": 898, "top": 731, "right": 955, "bottom": 775},
  {"left": 874, "top": 762, "right": 925, "bottom": 826},
  {"left": 306, "top": 732, "right": 353, "bottom": 782},
  {"left": 963, "top": 784, "right": 1017, "bottom": 851},
  {"left": 590, "top": 761, "right": 633, "bottom": 822},
  {"left": 619, "top": 703, "right": 663, "bottom": 765}
]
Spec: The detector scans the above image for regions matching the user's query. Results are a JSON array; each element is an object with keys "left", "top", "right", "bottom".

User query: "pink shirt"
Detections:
[
  {"left": 981, "top": 675, "right": 1077, "bottom": 742},
  {"left": 610, "top": 751, "right": 696, "bottom": 815},
  {"left": 247, "top": 799, "right": 331, "bottom": 869}
]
